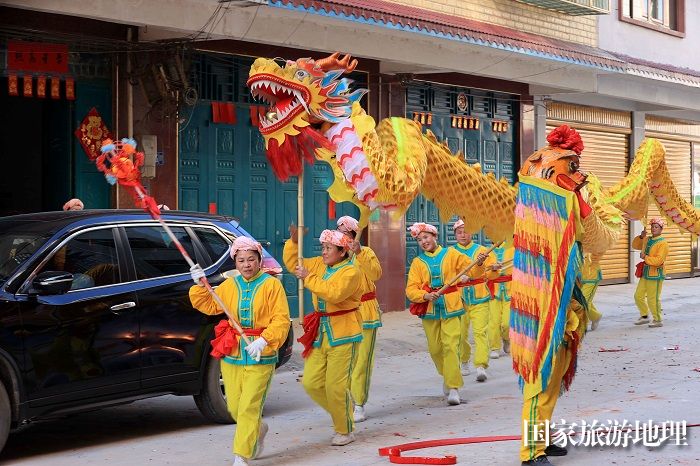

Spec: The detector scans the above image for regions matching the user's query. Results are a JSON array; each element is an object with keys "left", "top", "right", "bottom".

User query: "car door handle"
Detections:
[{"left": 110, "top": 302, "right": 136, "bottom": 312}]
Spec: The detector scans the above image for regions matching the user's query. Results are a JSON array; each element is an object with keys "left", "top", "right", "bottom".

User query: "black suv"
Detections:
[{"left": 0, "top": 210, "right": 293, "bottom": 452}]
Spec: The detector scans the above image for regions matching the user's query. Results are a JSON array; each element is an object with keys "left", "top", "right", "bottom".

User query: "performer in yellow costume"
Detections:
[
  {"left": 632, "top": 217, "right": 669, "bottom": 328},
  {"left": 580, "top": 254, "right": 603, "bottom": 330},
  {"left": 450, "top": 219, "right": 495, "bottom": 382},
  {"left": 189, "top": 237, "right": 291, "bottom": 466},
  {"left": 405, "top": 222, "right": 486, "bottom": 405},
  {"left": 284, "top": 227, "right": 362, "bottom": 446},
  {"left": 336, "top": 215, "right": 382, "bottom": 423},
  {"left": 487, "top": 243, "right": 514, "bottom": 355}
]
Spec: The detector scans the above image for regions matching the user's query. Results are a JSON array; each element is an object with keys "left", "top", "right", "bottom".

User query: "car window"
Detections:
[
  {"left": 39, "top": 228, "right": 121, "bottom": 290},
  {"left": 125, "top": 226, "right": 196, "bottom": 279},
  {"left": 0, "top": 228, "right": 52, "bottom": 284},
  {"left": 193, "top": 227, "right": 230, "bottom": 261}
]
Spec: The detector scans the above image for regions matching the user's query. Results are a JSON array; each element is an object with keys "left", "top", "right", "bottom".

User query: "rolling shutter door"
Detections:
[
  {"left": 547, "top": 125, "right": 630, "bottom": 281},
  {"left": 645, "top": 138, "right": 692, "bottom": 275}
]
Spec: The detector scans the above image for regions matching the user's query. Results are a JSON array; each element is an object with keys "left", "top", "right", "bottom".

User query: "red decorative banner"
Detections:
[
  {"left": 65, "top": 77, "right": 75, "bottom": 100},
  {"left": 50, "top": 76, "right": 60, "bottom": 99},
  {"left": 7, "top": 40, "right": 69, "bottom": 74},
  {"left": 74, "top": 107, "right": 112, "bottom": 160},
  {"left": 8, "top": 74, "right": 18, "bottom": 96},
  {"left": 36, "top": 76, "right": 47, "bottom": 98},
  {"left": 23, "top": 76, "right": 32, "bottom": 97}
]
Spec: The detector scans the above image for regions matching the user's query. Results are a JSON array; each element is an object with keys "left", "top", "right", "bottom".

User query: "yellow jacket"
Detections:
[
  {"left": 451, "top": 242, "right": 497, "bottom": 305},
  {"left": 632, "top": 235, "right": 669, "bottom": 280},
  {"left": 406, "top": 245, "right": 485, "bottom": 320},
  {"left": 189, "top": 271, "right": 291, "bottom": 365},
  {"left": 489, "top": 245, "right": 514, "bottom": 301},
  {"left": 350, "top": 246, "right": 382, "bottom": 328},
  {"left": 283, "top": 240, "right": 363, "bottom": 346}
]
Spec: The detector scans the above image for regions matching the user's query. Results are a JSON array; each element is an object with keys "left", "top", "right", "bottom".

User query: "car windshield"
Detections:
[{"left": 0, "top": 222, "right": 55, "bottom": 283}]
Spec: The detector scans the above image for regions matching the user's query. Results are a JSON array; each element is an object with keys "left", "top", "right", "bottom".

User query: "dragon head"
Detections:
[
  {"left": 520, "top": 125, "right": 587, "bottom": 191},
  {"left": 247, "top": 52, "right": 367, "bottom": 148}
]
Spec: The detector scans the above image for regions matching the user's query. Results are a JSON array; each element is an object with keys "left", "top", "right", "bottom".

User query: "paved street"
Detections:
[{"left": 3, "top": 277, "right": 700, "bottom": 466}]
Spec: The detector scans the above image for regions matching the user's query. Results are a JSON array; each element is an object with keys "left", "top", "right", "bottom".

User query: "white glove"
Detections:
[
  {"left": 190, "top": 264, "right": 206, "bottom": 285},
  {"left": 244, "top": 337, "right": 268, "bottom": 361}
]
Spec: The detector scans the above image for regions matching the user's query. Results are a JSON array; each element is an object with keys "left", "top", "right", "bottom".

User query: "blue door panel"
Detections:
[{"left": 73, "top": 81, "right": 111, "bottom": 209}]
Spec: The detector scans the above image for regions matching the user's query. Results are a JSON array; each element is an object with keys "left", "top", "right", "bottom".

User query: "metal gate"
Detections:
[{"left": 404, "top": 83, "right": 517, "bottom": 275}]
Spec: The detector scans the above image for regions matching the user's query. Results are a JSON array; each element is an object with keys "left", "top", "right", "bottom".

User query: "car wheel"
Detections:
[
  {"left": 0, "top": 383, "right": 10, "bottom": 453},
  {"left": 193, "top": 356, "right": 234, "bottom": 424}
]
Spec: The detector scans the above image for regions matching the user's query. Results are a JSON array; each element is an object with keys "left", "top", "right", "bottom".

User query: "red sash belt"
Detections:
[
  {"left": 408, "top": 284, "right": 459, "bottom": 317},
  {"left": 361, "top": 291, "right": 377, "bottom": 302},
  {"left": 298, "top": 308, "right": 358, "bottom": 358},
  {"left": 457, "top": 277, "right": 486, "bottom": 288},
  {"left": 210, "top": 319, "right": 265, "bottom": 359},
  {"left": 487, "top": 275, "right": 512, "bottom": 299}
]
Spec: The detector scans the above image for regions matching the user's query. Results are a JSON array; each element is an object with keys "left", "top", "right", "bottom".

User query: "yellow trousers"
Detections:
[
  {"left": 634, "top": 278, "right": 664, "bottom": 322},
  {"left": 220, "top": 362, "right": 275, "bottom": 459},
  {"left": 581, "top": 282, "right": 602, "bottom": 322},
  {"left": 302, "top": 337, "right": 357, "bottom": 434},
  {"left": 422, "top": 317, "right": 463, "bottom": 389},
  {"left": 520, "top": 345, "right": 572, "bottom": 462},
  {"left": 488, "top": 299, "right": 510, "bottom": 351},
  {"left": 460, "top": 302, "right": 490, "bottom": 368},
  {"left": 351, "top": 328, "right": 377, "bottom": 407}
]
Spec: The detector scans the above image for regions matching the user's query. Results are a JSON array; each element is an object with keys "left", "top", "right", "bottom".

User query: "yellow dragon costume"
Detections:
[{"left": 247, "top": 52, "right": 700, "bottom": 464}]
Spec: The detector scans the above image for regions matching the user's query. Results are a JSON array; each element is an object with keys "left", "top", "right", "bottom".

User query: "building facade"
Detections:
[{"left": 2, "top": 0, "right": 698, "bottom": 312}]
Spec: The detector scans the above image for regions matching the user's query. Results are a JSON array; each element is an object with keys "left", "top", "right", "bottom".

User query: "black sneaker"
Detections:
[
  {"left": 544, "top": 444, "right": 567, "bottom": 456},
  {"left": 521, "top": 456, "right": 553, "bottom": 466}
]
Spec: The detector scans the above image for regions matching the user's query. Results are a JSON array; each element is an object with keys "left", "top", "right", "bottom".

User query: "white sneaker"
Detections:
[
  {"left": 461, "top": 363, "right": 471, "bottom": 375},
  {"left": 503, "top": 339, "right": 511, "bottom": 354},
  {"left": 648, "top": 320, "right": 663, "bottom": 328},
  {"left": 331, "top": 432, "right": 355, "bottom": 446},
  {"left": 634, "top": 316, "right": 650, "bottom": 325},
  {"left": 447, "top": 388, "right": 461, "bottom": 405},
  {"left": 252, "top": 421, "right": 268, "bottom": 459},
  {"left": 233, "top": 455, "right": 249, "bottom": 466},
  {"left": 590, "top": 318, "right": 600, "bottom": 331},
  {"left": 353, "top": 405, "right": 367, "bottom": 423},
  {"left": 489, "top": 350, "right": 500, "bottom": 359},
  {"left": 476, "top": 366, "right": 487, "bottom": 382}
]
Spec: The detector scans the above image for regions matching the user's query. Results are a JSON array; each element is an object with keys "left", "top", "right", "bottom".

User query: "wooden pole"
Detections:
[
  {"left": 438, "top": 241, "right": 504, "bottom": 294},
  {"left": 297, "top": 165, "right": 305, "bottom": 320}
]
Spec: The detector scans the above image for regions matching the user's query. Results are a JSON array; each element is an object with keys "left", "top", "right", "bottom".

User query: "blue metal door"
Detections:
[{"left": 404, "top": 85, "right": 517, "bottom": 278}]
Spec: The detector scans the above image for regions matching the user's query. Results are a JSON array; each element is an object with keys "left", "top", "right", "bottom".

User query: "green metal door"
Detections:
[{"left": 73, "top": 80, "right": 111, "bottom": 209}]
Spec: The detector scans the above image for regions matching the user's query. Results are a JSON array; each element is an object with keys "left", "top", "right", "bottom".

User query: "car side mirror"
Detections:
[{"left": 32, "top": 271, "right": 74, "bottom": 295}]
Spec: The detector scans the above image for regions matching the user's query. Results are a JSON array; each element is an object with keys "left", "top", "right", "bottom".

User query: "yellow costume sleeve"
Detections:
[
  {"left": 645, "top": 241, "right": 669, "bottom": 267},
  {"left": 406, "top": 258, "right": 429, "bottom": 303},
  {"left": 282, "top": 239, "right": 315, "bottom": 273},
  {"left": 354, "top": 246, "right": 382, "bottom": 282},
  {"left": 189, "top": 279, "right": 236, "bottom": 315},
  {"left": 259, "top": 278, "right": 291, "bottom": 350},
  {"left": 631, "top": 235, "right": 644, "bottom": 250},
  {"left": 304, "top": 264, "right": 361, "bottom": 307}
]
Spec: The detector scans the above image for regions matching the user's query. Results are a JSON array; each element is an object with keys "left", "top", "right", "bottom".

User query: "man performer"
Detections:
[
  {"left": 632, "top": 217, "right": 669, "bottom": 328},
  {"left": 487, "top": 243, "right": 514, "bottom": 355},
  {"left": 450, "top": 219, "right": 495, "bottom": 382},
  {"left": 405, "top": 222, "right": 486, "bottom": 405},
  {"left": 284, "top": 226, "right": 362, "bottom": 446},
  {"left": 336, "top": 215, "right": 382, "bottom": 423}
]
